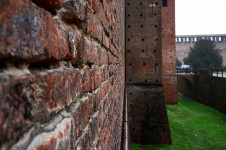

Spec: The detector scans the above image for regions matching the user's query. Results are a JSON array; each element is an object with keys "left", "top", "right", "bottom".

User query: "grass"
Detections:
[{"left": 132, "top": 93, "right": 226, "bottom": 150}]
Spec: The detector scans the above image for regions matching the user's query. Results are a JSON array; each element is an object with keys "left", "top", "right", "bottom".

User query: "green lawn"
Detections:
[{"left": 132, "top": 93, "right": 226, "bottom": 150}]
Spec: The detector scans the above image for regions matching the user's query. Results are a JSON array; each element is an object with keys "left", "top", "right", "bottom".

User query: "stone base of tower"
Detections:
[{"left": 127, "top": 85, "right": 172, "bottom": 144}]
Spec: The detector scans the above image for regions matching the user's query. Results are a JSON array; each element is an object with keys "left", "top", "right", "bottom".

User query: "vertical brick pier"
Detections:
[{"left": 125, "top": 0, "right": 172, "bottom": 144}]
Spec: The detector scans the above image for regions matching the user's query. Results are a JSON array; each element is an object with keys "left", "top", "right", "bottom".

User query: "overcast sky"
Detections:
[{"left": 176, "top": 0, "right": 226, "bottom": 35}]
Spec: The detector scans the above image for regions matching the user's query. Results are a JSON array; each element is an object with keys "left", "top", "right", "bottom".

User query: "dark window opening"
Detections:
[{"left": 163, "top": 0, "right": 167, "bottom": 7}]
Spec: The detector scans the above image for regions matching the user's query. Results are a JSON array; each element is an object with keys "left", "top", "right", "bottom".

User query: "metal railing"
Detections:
[
  {"left": 176, "top": 67, "right": 193, "bottom": 75},
  {"left": 122, "top": 94, "right": 131, "bottom": 150},
  {"left": 195, "top": 68, "right": 226, "bottom": 91},
  {"left": 176, "top": 68, "right": 226, "bottom": 78}
]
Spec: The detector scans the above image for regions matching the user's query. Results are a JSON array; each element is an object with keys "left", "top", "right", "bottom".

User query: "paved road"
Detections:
[
  {"left": 213, "top": 73, "right": 226, "bottom": 78},
  {"left": 176, "top": 73, "right": 194, "bottom": 75},
  {"left": 176, "top": 73, "right": 226, "bottom": 78},
  {"left": 176, "top": 72, "right": 226, "bottom": 78}
]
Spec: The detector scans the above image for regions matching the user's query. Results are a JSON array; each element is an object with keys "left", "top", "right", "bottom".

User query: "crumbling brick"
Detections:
[{"left": 0, "top": 0, "right": 125, "bottom": 149}]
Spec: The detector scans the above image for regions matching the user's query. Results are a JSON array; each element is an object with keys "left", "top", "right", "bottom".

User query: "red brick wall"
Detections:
[
  {"left": 126, "top": 0, "right": 172, "bottom": 144},
  {"left": 0, "top": 0, "right": 125, "bottom": 149},
  {"left": 162, "top": 0, "right": 178, "bottom": 104}
]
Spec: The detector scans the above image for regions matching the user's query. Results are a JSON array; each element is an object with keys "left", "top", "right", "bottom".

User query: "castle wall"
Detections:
[{"left": 176, "top": 35, "right": 226, "bottom": 66}]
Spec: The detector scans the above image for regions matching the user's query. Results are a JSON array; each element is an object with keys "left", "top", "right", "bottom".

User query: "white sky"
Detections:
[{"left": 176, "top": 0, "right": 226, "bottom": 35}]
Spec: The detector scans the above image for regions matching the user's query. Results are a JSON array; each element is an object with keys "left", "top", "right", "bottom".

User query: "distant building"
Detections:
[{"left": 176, "top": 34, "right": 226, "bottom": 66}]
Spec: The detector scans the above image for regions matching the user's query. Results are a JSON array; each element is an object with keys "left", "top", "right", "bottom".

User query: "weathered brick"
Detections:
[
  {"left": 67, "top": 28, "right": 84, "bottom": 60},
  {"left": 91, "top": 0, "right": 100, "bottom": 14},
  {"left": 43, "top": 69, "right": 83, "bottom": 113},
  {"left": 82, "top": 37, "right": 110, "bottom": 66},
  {"left": 0, "top": 0, "right": 72, "bottom": 60},
  {"left": 73, "top": 106, "right": 83, "bottom": 139},
  {"left": 90, "top": 69, "right": 95, "bottom": 91},
  {"left": 110, "top": 43, "right": 119, "bottom": 58},
  {"left": 80, "top": 119, "right": 98, "bottom": 149},
  {"left": 81, "top": 98, "right": 94, "bottom": 126},
  {"left": 99, "top": 49, "right": 109, "bottom": 65},
  {"left": 73, "top": 95, "right": 94, "bottom": 143},
  {"left": 102, "top": 0, "right": 112, "bottom": 24},
  {"left": 82, "top": 38, "right": 99, "bottom": 64},
  {"left": 0, "top": 0, "right": 86, "bottom": 62},
  {"left": 82, "top": 66, "right": 92, "bottom": 92},
  {"left": 60, "top": 0, "right": 86, "bottom": 24},
  {"left": 0, "top": 76, "right": 35, "bottom": 145},
  {"left": 93, "top": 67, "right": 103, "bottom": 89},
  {"left": 103, "top": 32, "right": 110, "bottom": 49},
  {"left": 109, "top": 65, "right": 118, "bottom": 76},
  {"left": 86, "top": 10, "right": 103, "bottom": 42},
  {"left": 102, "top": 66, "right": 110, "bottom": 81},
  {"left": 98, "top": 3, "right": 111, "bottom": 34},
  {"left": 96, "top": 80, "right": 111, "bottom": 105},
  {"left": 0, "top": 0, "right": 125, "bottom": 149}
]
